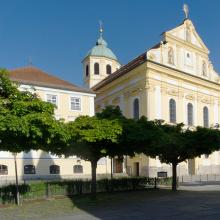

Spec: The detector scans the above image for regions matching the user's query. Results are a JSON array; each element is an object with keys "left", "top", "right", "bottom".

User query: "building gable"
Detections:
[
  {"left": 165, "top": 19, "right": 209, "bottom": 53},
  {"left": 147, "top": 19, "right": 219, "bottom": 83}
]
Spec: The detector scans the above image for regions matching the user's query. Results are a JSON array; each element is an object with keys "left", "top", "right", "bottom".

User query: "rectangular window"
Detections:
[
  {"left": 70, "top": 97, "right": 81, "bottom": 111},
  {"left": 46, "top": 94, "right": 57, "bottom": 106}
]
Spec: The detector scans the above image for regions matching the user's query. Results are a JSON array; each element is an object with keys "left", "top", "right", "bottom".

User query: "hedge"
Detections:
[{"left": 0, "top": 177, "right": 168, "bottom": 204}]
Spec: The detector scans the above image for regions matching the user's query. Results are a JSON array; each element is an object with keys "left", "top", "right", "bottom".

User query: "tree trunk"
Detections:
[
  {"left": 91, "top": 160, "right": 97, "bottom": 196},
  {"left": 13, "top": 153, "right": 20, "bottom": 205},
  {"left": 172, "top": 162, "right": 177, "bottom": 191}
]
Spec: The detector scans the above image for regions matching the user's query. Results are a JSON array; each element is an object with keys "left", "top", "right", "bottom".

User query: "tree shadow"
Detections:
[{"left": 61, "top": 177, "right": 157, "bottom": 220}]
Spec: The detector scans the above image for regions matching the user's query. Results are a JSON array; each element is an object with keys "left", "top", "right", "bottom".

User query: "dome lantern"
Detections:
[{"left": 82, "top": 22, "right": 121, "bottom": 89}]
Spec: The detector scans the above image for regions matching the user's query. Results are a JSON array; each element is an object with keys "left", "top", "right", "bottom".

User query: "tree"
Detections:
[
  {"left": 0, "top": 69, "right": 59, "bottom": 151},
  {"left": 0, "top": 69, "right": 65, "bottom": 204},
  {"left": 97, "top": 106, "right": 159, "bottom": 155},
  {"left": 65, "top": 115, "right": 122, "bottom": 195},
  {"left": 145, "top": 122, "right": 220, "bottom": 191},
  {"left": 96, "top": 106, "right": 135, "bottom": 157},
  {"left": 97, "top": 106, "right": 161, "bottom": 179}
]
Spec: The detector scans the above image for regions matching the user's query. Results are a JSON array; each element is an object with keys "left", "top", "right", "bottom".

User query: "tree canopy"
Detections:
[
  {"left": 0, "top": 69, "right": 65, "bottom": 153},
  {"left": 96, "top": 106, "right": 159, "bottom": 158},
  {"left": 143, "top": 122, "right": 220, "bottom": 191},
  {"left": 65, "top": 115, "right": 123, "bottom": 194}
]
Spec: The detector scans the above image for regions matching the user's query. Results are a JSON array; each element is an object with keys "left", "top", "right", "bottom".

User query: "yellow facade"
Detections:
[{"left": 90, "top": 18, "right": 220, "bottom": 177}]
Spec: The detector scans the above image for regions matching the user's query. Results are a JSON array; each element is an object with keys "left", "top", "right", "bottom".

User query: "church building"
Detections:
[{"left": 83, "top": 8, "right": 220, "bottom": 177}]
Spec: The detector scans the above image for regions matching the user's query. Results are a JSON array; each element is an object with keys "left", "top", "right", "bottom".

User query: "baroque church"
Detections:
[
  {"left": 1, "top": 6, "right": 220, "bottom": 181},
  {"left": 83, "top": 7, "right": 220, "bottom": 177}
]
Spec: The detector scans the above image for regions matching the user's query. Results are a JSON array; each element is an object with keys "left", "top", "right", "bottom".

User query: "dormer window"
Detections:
[
  {"left": 94, "top": 63, "right": 99, "bottom": 75},
  {"left": 202, "top": 61, "right": 207, "bottom": 76},
  {"left": 168, "top": 47, "right": 174, "bottom": 65},
  {"left": 106, "top": 64, "right": 112, "bottom": 75},
  {"left": 186, "top": 27, "right": 191, "bottom": 42}
]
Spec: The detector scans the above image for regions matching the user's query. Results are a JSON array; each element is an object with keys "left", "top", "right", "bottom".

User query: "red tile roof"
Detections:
[{"left": 9, "top": 66, "right": 94, "bottom": 94}]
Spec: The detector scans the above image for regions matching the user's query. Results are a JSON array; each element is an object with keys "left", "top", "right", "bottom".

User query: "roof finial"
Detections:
[
  {"left": 183, "top": 4, "right": 189, "bottom": 19},
  {"left": 99, "top": 20, "right": 103, "bottom": 36}
]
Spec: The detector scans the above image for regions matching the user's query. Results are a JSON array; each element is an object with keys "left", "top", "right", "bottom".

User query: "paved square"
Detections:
[{"left": 1, "top": 190, "right": 220, "bottom": 220}]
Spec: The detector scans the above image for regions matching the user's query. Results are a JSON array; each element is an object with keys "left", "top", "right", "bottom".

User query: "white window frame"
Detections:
[
  {"left": 46, "top": 94, "right": 58, "bottom": 107},
  {"left": 70, "top": 96, "right": 81, "bottom": 111}
]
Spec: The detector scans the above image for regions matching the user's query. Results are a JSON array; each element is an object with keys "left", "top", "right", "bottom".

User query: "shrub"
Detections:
[{"left": 0, "top": 177, "right": 156, "bottom": 204}]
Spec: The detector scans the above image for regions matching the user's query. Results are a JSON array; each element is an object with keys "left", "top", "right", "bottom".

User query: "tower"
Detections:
[{"left": 82, "top": 24, "right": 121, "bottom": 88}]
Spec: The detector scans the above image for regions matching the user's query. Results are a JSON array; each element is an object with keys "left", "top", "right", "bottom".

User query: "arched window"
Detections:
[
  {"left": 86, "top": 65, "right": 89, "bottom": 77},
  {"left": 50, "top": 165, "right": 60, "bottom": 174},
  {"left": 203, "top": 106, "right": 209, "bottom": 128},
  {"left": 106, "top": 64, "right": 112, "bottom": 75},
  {"left": 0, "top": 165, "right": 8, "bottom": 175},
  {"left": 94, "top": 63, "right": 99, "bottom": 75},
  {"left": 73, "top": 165, "right": 83, "bottom": 174},
  {"left": 168, "top": 47, "right": 174, "bottom": 65},
  {"left": 24, "top": 165, "right": 36, "bottom": 174},
  {"left": 202, "top": 61, "right": 207, "bottom": 76},
  {"left": 133, "top": 98, "right": 139, "bottom": 120},
  {"left": 169, "top": 99, "right": 176, "bottom": 123},
  {"left": 186, "top": 27, "right": 191, "bottom": 42},
  {"left": 187, "top": 103, "right": 193, "bottom": 126}
]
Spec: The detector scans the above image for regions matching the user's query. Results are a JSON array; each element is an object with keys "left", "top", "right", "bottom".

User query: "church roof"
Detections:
[
  {"left": 9, "top": 66, "right": 94, "bottom": 94},
  {"left": 92, "top": 52, "right": 147, "bottom": 91},
  {"left": 92, "top": 17, "right": 215, "bottom": 91}
]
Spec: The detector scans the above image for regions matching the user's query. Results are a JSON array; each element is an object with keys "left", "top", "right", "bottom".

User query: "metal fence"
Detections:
[{"left": 179, "top": 174, "right": 220, "bottom": 183}]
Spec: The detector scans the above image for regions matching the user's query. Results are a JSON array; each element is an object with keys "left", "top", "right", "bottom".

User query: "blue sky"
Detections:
[{"left": 0, "top": 0, "right": 219, "bottom": 86}]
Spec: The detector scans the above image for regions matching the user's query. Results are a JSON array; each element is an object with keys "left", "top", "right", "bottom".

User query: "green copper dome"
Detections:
[{"left": 86, "top": 34, "right": 118, "bottom": 61}]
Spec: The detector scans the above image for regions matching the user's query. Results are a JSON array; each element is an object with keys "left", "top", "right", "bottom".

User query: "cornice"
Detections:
[{"left": 147, "top": 60, "right": 220, "bottom": 92}]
